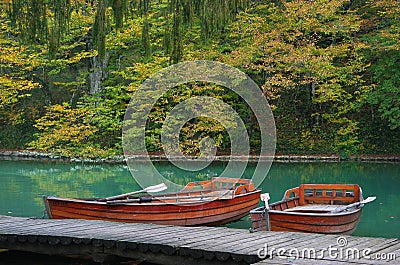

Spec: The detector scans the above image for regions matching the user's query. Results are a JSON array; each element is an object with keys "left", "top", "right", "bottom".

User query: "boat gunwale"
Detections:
[
  {"left": 45, "top": 188, "right": 262, "bottom": 206},
  {"left": 250, "top": 183, "right": 365, "bottom": 217},
  {"left": 250, "top": 205, "right": 363, "bottom": 217}
]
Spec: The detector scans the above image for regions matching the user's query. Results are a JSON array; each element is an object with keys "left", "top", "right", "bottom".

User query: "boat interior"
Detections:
[
  {"left": 269, "top": 184, "right": 361, "bottom": 213},
  {"left": 91, "top": 177, "right": 257, "bottom": 204}
]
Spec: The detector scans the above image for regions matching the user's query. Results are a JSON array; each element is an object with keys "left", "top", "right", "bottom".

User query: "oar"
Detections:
[
  {"left": 104, "top": 183, "right": 168, "bottom": 201},
  {"left": 332, "top": 196, "right": 376, "bottom": 213},
  {"left": 106, "top": 191, "right": 234, "bottom": 205}
]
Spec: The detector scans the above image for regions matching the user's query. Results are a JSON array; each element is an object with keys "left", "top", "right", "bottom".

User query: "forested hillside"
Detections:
[{"left": 0, "top": 0, "right": 399, "bottom": 158}]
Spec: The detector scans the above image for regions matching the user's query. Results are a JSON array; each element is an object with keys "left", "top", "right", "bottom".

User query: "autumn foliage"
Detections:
[{"left": 0, "top": 0, "right": 398, "bottom": 158}]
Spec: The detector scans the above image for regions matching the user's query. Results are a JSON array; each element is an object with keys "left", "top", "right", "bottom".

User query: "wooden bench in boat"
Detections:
[
  {"left": 283, "top": 204, "right": 343, "bottom": 213},
  {"left": 161, "top": 190, "right": 235, "bottom": 203}
]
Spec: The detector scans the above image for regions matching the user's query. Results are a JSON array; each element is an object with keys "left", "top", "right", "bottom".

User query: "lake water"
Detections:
[{"left": 0, "top": 159, "right": 399, "bottom": 238}]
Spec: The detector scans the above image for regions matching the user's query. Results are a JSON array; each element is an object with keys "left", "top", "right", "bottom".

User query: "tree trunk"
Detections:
[{"left": 89, "top": 53, "right": 109, "bottom": 95}]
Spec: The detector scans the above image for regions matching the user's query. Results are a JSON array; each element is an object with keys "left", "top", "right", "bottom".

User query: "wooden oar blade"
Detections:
[
  {"left": 144, "top": 183, "right": 168, "bottom": 193},
  {"left": 105, "top": 183, "right": 167, "bottom": 201},
  {"left": 362, "top": 196, "right": 376, "bottom": 204},
  {"left": 332, "top": 196, "right": 376, "bottom": 213}
]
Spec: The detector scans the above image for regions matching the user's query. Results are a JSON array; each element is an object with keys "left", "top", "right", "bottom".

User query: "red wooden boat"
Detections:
[
  {"left": 43, "top": 177, "right": 261, "bottom": 226},
  {"left": 250, "top": 184, "right": 375, "bottom": 235}
]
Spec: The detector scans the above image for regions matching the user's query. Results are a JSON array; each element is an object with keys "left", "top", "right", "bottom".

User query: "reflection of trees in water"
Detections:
[
  {"left": 155, "top": 162, "right": 221, "bottom": 186},
  {"left": 0, "top": 160, "right": 135, "bottom": 216},
  {"left": 23, "top": 164, "right": 130, "bottom": 197}
]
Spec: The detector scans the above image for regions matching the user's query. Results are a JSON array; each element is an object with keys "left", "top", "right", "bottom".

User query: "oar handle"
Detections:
[
  {"left": 106, "top": 192, "right": 234, "bottom": 205},
  {"left": 105, "top": 191, "right": 143, "bottom": 201},
  {"left": 107, "top": 197, "right": 153, "bottom": 204}
]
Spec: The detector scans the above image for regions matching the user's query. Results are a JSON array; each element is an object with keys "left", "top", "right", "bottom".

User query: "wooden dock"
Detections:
[{"left": 0, "top": 215, "right": 398, "bottom": 265}]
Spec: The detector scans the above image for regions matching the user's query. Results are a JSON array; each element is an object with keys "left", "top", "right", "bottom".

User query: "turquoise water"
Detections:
[{"left": 0, "top": 159, "right": 398, "bottom": 238}]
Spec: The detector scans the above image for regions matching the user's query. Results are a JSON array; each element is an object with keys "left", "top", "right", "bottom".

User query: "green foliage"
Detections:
[
  {"left": 30, "top": 103, "right": 118, "bottom": 158},
  {"left": 224, "top": 0, "right": 372, "bottom": 155},
  {"left": 0, "top": 0, "right": 399, "bottom": 157},
  {"left": 360, "top": 0, "right": 400, "bottom": 130},
  {"left": 366, "top": 51, "right": 400, "bottom": 130}
]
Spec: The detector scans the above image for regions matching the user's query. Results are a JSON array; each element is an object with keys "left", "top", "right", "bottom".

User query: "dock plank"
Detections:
[
  {"left": 239, "top": 232, "right": 320, "bottom": 254},
  {"left": 0, "top": 215, "right": 398, "bottom": 265}
]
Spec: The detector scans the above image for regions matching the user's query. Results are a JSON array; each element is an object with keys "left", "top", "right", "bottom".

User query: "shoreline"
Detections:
[{"left": 0, "top": 150, "right": 399, "bottom": 163}]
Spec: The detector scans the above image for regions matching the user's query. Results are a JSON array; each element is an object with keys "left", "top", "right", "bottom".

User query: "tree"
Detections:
[
  {"left": 362, "top": 0, "right": 400, "bottom": 130},
  {"left": 0, "top": 11, "right": 42, "bottom": 147},
  {"left": 1, "top": 0, "right": 399, "bottom": 157},
  {"left": 225, "top": 0, "right": 369, "bottom": 155}
]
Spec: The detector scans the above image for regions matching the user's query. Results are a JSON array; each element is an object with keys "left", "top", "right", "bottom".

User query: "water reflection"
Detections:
[{"left": 0, "top": 159, "right": 398, "bottom": 238}]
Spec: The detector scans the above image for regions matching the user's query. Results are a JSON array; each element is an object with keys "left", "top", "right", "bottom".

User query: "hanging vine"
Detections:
[
  {"left": 7, "top": 0, "right": 72, "bottom": 57},
  {"left": 93, "top": 0, "right": 106, "bottom": 60},
  {"left": 162, "top": 0, "right": 250, "bottom": 63},
  {"left": 48, "top": 0, "right": 72, "bottom": 57},
  {"left": 141, "top": 0, "right": 151, "bottom": 58},
  {"left": 168, "top": 0, "right": 183, "bottom": 63},
  {"left": 9, "top": 0, "right": 48, "bottom": 44},
  {"left": 111, "top": 0, "right": 128, "bottom": 29},
  {"left": 142, "top": 15, "right": 151, "bottom": 58},
  {"left": 6, "top": 0, "right": 249, "bottom": 61}
]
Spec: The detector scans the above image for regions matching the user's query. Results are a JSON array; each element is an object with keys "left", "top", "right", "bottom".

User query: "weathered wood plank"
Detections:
[
  {"left": 356, "top": 239, "right": 400, "bottom": 264},
  {"left": 120, "top": 226, "right": 238, "bottom": 246},
  {"left": 237, "top": 232, "right": 320, "bottom": 254},
  {"left": 0, "top": 215, "right": 398, "bottom": 265},
  {"left": 0, "top": 221, "right": 102, "bottom": 235}
]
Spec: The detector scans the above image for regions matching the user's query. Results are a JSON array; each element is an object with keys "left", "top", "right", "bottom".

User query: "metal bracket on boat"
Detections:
[{"left": 261, "top": 193, "right": 271, "bottom": 231}]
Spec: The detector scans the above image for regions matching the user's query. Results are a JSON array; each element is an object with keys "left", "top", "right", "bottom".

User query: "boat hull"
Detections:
[
  {"left": 250, "top": 206, "right": 362, "bottom": 235},
  {"left": 44, "top": 190, "right": 261, "bottom": 226},
  {"left": 250, "top": 184, "right": 369, "bottom": 235}
]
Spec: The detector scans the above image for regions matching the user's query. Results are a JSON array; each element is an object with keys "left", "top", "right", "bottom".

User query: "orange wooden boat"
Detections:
[
  {"left": 250, "top": 184, "right": 375, "bottom": 235},
  {"left": 43, "top": 177, "right": 261, "bottom": 226}
]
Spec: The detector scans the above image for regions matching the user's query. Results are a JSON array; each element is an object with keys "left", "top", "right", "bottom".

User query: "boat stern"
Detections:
[
  {"left": 249, "top": 206, "right": 267, "bottom": 232},
  {"left": 42, "top": 195, "right": 53, "bottom": 219}
]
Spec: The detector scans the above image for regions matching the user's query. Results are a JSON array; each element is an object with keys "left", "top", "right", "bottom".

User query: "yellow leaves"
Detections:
[
  {"left": 373, "top": 0, "right": 400, "bottom": 18},
  {"left": 106, "top": 19, "right": 142, "bottom": 50},
  {"left": 69, "top": 50, "right": 98, "bottom": 64},
  {"left": 0, "top": 38, "right": 46, "bottom": 73},
  {"left": 30, "top": 104, "right": 100, "bottom": 157},
  {"left": 315, "top": 83, "right": 348, "bottom": 103},
  {"left": 0, "top": 75, "right": 38, "bottom": 108},
  {"left": 270, "top": 0, "right": 363, "bottom": 44},
  {"left": 0, "top": 45, "right": 27, "bottom": 67},
  {"left": 30, "top": 102, "right": 123, "bottom": 158},
  {"left": 283, "top": 0, "right": 350, "bottom": 24},
  {"left": 125, "top": 58, "right": 169, "bottom": 92},
  {"left": 263, "top": 73, "right": 295, "bottom": 91}
]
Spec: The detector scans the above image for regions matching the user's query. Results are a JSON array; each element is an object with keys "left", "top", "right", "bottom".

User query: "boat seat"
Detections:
[
  {"left": 207, "top": 190, "right": 234, "bottom": 199},
  {"left": 283, "top": 204, "right": 342, "bottom": 212},
  {"left": 167, "top": 190, "right": 234, "bottom": 202}
]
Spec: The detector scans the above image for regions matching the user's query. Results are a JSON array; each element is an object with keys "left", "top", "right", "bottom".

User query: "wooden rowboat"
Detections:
[
  {"left": 43, "top": 177, "right": 261, "bottom": 226},
  {"left": 250, "top": 184, "right": 375, "bottom": 235}
]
